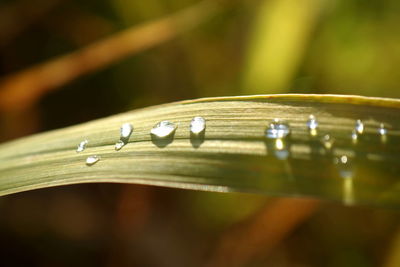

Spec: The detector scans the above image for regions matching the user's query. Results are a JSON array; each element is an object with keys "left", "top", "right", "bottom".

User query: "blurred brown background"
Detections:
[{"left": 1, "top": 0, "right": 400, "bottom": 266}]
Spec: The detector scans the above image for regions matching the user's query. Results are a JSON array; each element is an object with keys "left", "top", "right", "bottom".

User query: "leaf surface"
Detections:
[{"left": 1, "top": 94, "right": 399, "bottom": 206}]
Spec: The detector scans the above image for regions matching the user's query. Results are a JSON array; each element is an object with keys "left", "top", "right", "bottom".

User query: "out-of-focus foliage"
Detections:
[{"left": 0, "top": 0, "right": 400, "bottom": 266}]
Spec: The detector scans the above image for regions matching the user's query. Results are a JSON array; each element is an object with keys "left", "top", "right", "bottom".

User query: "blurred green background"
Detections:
[{"left": 1, "top": 0, "right": 400, "bottom": 266}]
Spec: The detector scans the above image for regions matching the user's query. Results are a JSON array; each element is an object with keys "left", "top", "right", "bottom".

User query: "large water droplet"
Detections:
[
  {"left": 355, "top": 119, "right": 364, "bottom": 135},
  {"left": 115, "top": 123, "right": 133, "bottom": 151},
  {"left": 151, "top": 121, "right": 177, "bottom": 138},
  {"left": 76, "top": 140, "right": 88, "bottom": 153},
  {"left": 120, "top": 123, "right": 133, "bottom": 139},
  {"left": 265, "top": 119, "right": 290, "bottom": 139},
  {"left": 86, "top": 155, "right": 100, "bottom": 166},
  {"left": 190, "top": 116, "right": 206, "bottom": 135}
]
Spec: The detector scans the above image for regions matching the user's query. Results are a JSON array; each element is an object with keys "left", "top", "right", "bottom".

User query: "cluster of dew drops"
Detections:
[
  {"left": 266, "top": 115, "right": 389, "bottom": 178},
  {"left": 266, "top": 115, "right": 388, "bottom": 144},
  {"left": 76, "top": 114, "right": 388, "bottom": 171},
  {"left": 76, "top": 117, "right": 206, "bottom": 166}
]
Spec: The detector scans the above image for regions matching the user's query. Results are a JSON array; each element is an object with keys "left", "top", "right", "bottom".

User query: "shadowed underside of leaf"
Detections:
[{"left": 0, "top": 94, "right": 399, "bottom": 206}]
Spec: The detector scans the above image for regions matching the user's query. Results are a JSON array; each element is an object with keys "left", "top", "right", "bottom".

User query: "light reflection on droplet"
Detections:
[
  {"left": 340, "top": 155, "right": 348, "bottom": 164},
  {"left": 378, "top": 123, "right": 387, "bottom": 143},
  {"left": 190, "top": 116, "right": 206, "bottom": 135},
  {"left": 86, "top": 155, "right": 100, "bottom": 166},
  {"left": 355, "top": 119, "right": 364, "bottom": 135},
  {"left": 275, "top": 139, "right": 284, "bottom": 150},
  {"left": 270, "top": 138, "right": 290, "bottom": 160},
  {"left": 334, "top": 155, "right": 355, "bottom": 205},
  {"left": 275, "top": 148, "right": 289, "bottom": 160},
  {"left": 76, "top": 140, "right": 88, "bottom": 153},
  {"left": 266, "top": 119, "right": 290, "bottom": 139},
  {"left": 151, "top": 121, "right": 177, "bottom": 138},
  {"left": 378, "top": 123, "right": 387, "bottom": 135},
  {"left": 120, "top": 123, "right": 133, "bottom": 139},
  {"left": 307, "top": 115, "right": 318, "bottom": 136},
  {"left": 114, "top": 123, "right": 134, "bottom": 151},
  {"left": 333, "top": 155, "right": 353, "bottom": 179},
  {"left": 351, "top": 130, "right": 358, "bottom": 144},
  {"left": 115, "top": 140, "right": 125, "bottom": 151},
  {"left": 321, "top": 134, "right": 334, "bottom": 151}
]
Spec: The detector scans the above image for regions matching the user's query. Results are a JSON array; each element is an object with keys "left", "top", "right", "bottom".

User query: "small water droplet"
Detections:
[
  {"left": 190, "top": 116, "right": 206, "bottom": 135},
  {"left": 378, "top": 123, "right": 387, "bottom": 135},
  {"left": 120, "top": 123, "right": 133, "bottom": 139},
  {"left": 351, "top": 130, "right": 358, "bottom": 144},
  {"left": 86, "top": 155, "right": 100, "bottom": 166},
  {"left": 340, "top": 155, "right": 348, "bottom": 164},
  {"left": 307, "top": 115, "right": 318, "bottom": 136},
  {"left": 76, "top": 140, "right": 88, "bottom": 153},
  {"left": 151, "top": 121, "right": 177, "bottom": 138},
  {"left": 378, "top": 123, "right": 387, "bottom": 143},
  {"left": 115, "top": 140, "right": 125, "bottom": 151},
  {"left": 355, "top": 119, "right": 364, "bottom": 135},
  {"left": 321, "top": 134, "right": 334, "bottom": 151},
  {"left": 265, "top": 119, "right": 290, "bottom": 139},
  {"left": 333, "top": 155, "right": 353, "bottom": 178}
]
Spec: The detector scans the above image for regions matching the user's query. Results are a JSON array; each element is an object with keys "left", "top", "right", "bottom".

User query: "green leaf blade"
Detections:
[{"left": 1, "top": 94, "right": 399, "bottom": 206}]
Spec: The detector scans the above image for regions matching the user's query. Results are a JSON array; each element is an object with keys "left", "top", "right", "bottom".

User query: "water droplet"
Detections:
[
  {"left": 115, "top": 140, "right": 125, "bottom": 151},
  {"left": 120, "top": 123, "right": 133, "bottom": 139},
  {"left": 321, "top": 134, "right": 334, "bottom": 151},
  {"left": 339, "top": 155, "right": 348, "bottom": 164},
  {"left": 114, "top": 123, "right": 133, "bottom": 151},
  {"left": 378, "top": 123, "right": 387, "bottom": 143},
  {"left": 151, "top": 121, "right": 177, "bottom": 138},
  {"left": 307, "top": 115, "right": 318, "bottom": 131},
  {"left": 190, "top": 116, "right": 206, "bottom": 135},
  {"left": 378, "top": 123, "right": 387, "bottom": 135},
  {"left": 86, "top": 155, "right": 100, "bottom": 166},
  {"left": 76, "top": 140, "right": 88, "bottom": 153},
  {"left": 265, "top": 119, "right": 290, "bottom": 139},
  {"left": 334, "top": 154, "right": 355, "bottom": 204},
  {"left": 355, "top": 119, "right": 364, "bottom": 135},
  {"left": 333, "top": 155, "right": 353, "bottom": 178},
  {"left": 351, "top": 130, "right": 358, "bottom": 144},
  {"left": 307, "top": 115, "right": 318, "bottom": 136}
]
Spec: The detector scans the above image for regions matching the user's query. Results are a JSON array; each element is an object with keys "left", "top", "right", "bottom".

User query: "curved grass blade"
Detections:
[{"left": 0, "top": 94, "right": 399, "bottom": 206}]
